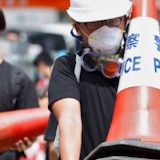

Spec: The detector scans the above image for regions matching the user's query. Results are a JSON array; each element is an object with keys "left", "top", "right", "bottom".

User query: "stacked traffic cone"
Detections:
[
  {"left": 106, "top": 0, "right": 160, "bottom": 143},
  {"left": 0, "top": 108, "right": 50, "bottom": 152}
]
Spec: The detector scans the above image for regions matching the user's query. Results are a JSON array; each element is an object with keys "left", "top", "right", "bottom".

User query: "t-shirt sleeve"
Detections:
[{"left": 48, "top": 55, "right": 80, "bottom": 111}]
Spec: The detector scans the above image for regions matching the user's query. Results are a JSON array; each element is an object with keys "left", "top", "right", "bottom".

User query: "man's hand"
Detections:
[{"left": 11, "top": 137, "right": 36, "bottom": 152}]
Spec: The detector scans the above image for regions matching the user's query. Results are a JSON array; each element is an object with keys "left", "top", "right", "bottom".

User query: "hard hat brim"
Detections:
[{"left": 67, "top": 0, "right": 132, "bottom": 22}]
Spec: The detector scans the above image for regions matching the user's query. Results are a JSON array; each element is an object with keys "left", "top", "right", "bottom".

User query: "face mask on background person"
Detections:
[
  {"left": 37, "top": 72, "right": 46, "bottom": 79},
  {"left": 88, "top": 26, "right": 124, "bottom": 55}
]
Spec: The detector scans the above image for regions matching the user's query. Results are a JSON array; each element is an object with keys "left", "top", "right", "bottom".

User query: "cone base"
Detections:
[{"left": 84, "top": 139, "right": 160, "bottom": 160}]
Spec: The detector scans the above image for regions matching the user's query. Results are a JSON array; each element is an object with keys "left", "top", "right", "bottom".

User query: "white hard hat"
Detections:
[{"left": 67, "top": 0, "right": 132, "bottom": 22}]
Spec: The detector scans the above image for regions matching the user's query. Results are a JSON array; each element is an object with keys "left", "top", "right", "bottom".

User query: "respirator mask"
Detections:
[{"left": 88, "top": 26, "right": 124, "bottom": 55}]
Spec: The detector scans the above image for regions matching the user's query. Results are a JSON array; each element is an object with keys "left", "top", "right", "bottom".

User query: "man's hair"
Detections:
[
  {"left": 0, "top": 8, "right": 6, "bottom": 31},
  {"left": 33, "top": 51, "right": 54, "bottom": 66}
]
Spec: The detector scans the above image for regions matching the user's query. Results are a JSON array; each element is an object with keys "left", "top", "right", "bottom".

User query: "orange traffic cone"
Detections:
[
  {"left": 106, "top": 0, "right": 160, "bottom": 143},
  {"left": 0, "top": 108, "right": 50, "bottom": 152}
]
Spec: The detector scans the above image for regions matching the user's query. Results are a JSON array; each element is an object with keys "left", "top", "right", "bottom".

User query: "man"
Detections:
[
  {"left": 47, "top": 0, "right": 132, "bottom": 159},
  {"left": 0, "top": 8, "right": 39, "bottom": 160},
  {"left": 33, "top": 51, "right": 59, "bottom": 160},
  {"left": 33, "top": 51, "right": 54, "bottom": 107},
  {"left": 4, "top": 29, "right": 21, "bottom": 41}
]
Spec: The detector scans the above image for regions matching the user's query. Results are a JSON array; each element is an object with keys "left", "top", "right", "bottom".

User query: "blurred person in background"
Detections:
[
  {"left": 0, "top": 8, "right": 39, "bottom": 160},
  {"left": 32, "top": 50, "right": 58, "bottom": 160},
  {"left": 33, "top": 50, "right": 54, "bottom": 107},
  {"left": 4, "top": 29, "right": 21, "bottom": 41},
  {"left": 1, "top": 25, "right": 29, "bottom": 76}
]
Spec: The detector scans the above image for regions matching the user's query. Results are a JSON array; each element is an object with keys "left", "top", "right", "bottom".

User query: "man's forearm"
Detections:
[
  {"left": 52, "top": 98, "right": 82, "bottom": 160},
  {"left": 59, "top": 123, "right": 82, "bottom": 160}
]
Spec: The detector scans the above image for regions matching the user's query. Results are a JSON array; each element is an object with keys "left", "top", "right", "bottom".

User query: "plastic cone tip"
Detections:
[{"left": 132, "top": 0, "right": 158, "bottom": 19}]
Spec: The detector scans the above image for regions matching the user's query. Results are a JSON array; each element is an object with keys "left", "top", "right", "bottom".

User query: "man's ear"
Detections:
[{"left": 73, "top": 22, "right": 81, "bottom": 35}]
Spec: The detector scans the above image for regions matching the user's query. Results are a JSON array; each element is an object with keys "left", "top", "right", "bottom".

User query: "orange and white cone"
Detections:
[
  {"left": 107, "top": 0, "right": 160, "bottom": 143},
  {"left": 0, "top": 108, "right": 50, "bottom": 152}
]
